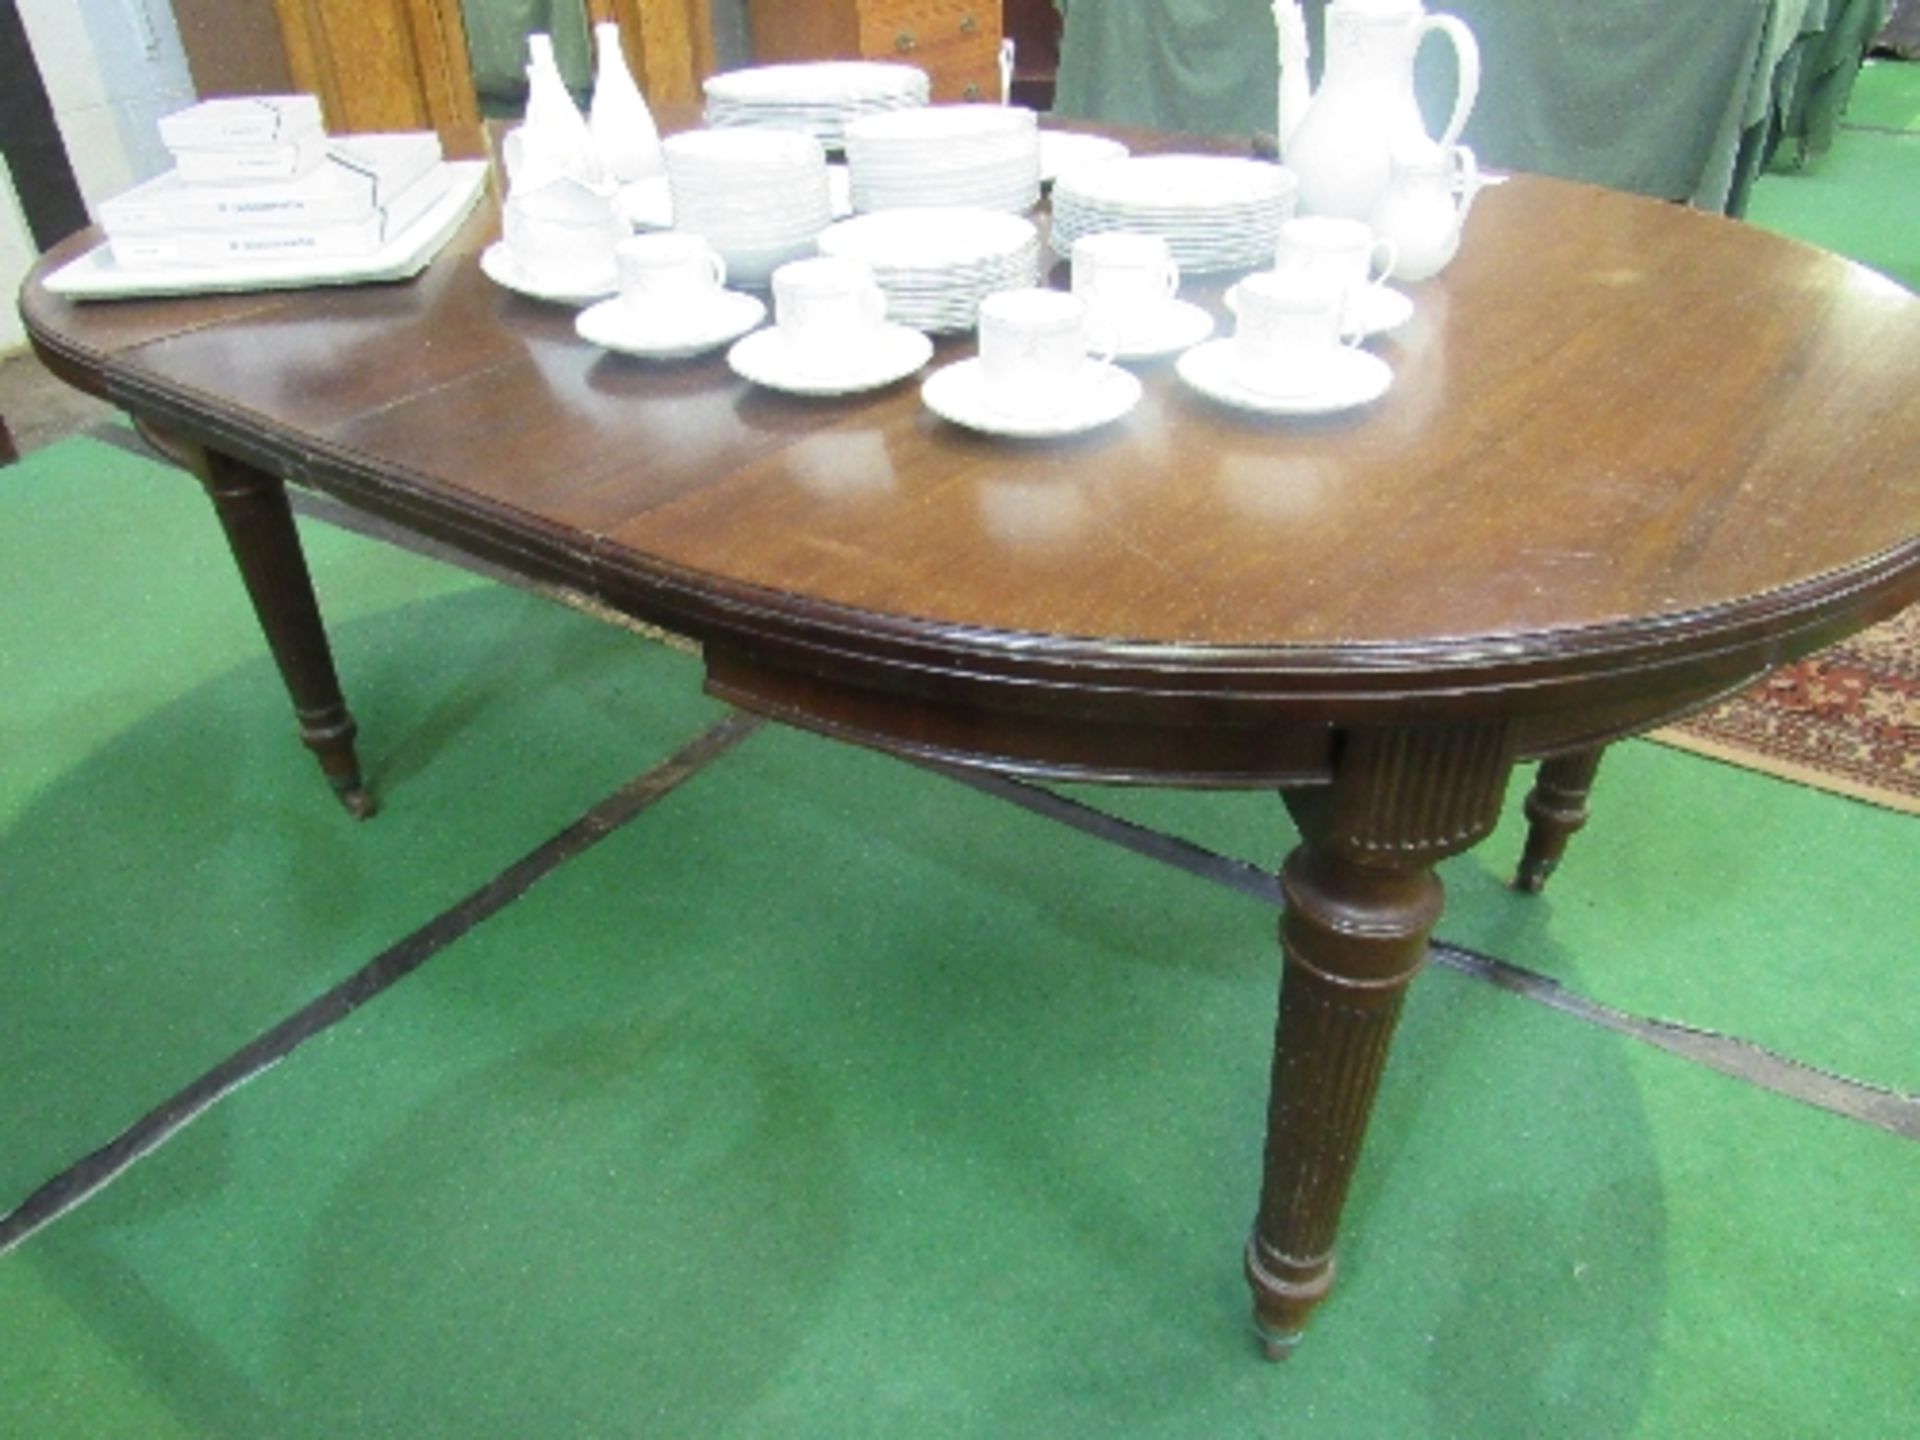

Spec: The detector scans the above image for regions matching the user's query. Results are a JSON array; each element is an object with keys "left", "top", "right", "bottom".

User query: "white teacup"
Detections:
[
  {"left": 771, "top": 256, "right": 889, "bottom": 373},
  {"left": 1275, "top": 215, "right": 1396, "bottom": 321},
  {"left": 976, "top": 288, "right": 1115, "bottom": 418},
  {"left": 614, "top": 232, "right": 728, "bottom": 319},
  {"left": 1071, "top": 232, "right": 1180, "bottom": 341},
  {"left": 503, "top": 193, "right": 625, "bottom": 285},
  {"left": 1227, "top": 269, "right": 1357, "bottom": 396}
]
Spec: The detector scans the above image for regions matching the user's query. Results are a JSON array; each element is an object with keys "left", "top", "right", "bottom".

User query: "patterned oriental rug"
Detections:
[{"left": 1654, "top": 605, "right": 1920, "bottom": 815}]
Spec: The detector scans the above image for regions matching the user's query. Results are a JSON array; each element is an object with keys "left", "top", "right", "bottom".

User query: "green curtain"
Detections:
[
  {"left": 461, "top": 0, "right": 595, "bottom": 111},
  {"left": 1052, "top": 0, "right": 1890, "bottom": 214}
]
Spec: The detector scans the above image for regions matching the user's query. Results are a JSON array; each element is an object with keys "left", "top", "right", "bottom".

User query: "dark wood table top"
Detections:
[{"left": 21, "top": 156, "right": 1920, "bottom": 781}]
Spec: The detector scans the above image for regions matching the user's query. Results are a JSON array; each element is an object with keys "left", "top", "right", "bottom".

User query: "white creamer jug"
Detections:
[{"left": 1369, "top": 141, "right": 1487, "bottom": 280}]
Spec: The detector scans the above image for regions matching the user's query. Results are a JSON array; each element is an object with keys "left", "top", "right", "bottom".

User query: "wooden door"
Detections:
[
  {"left": 591, "top": 0, "right": 716, "bottom": 105},
  {"left": 176, "top": 2, "right": 716, "bottom": 162},
  {"left": 272, "top": 0, "right": 487, "bottom": 157}
]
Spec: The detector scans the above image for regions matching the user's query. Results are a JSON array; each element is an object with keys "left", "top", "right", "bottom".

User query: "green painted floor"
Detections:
[{"left": 3, "top": 60, "right": 1917, "bottom": 1440}]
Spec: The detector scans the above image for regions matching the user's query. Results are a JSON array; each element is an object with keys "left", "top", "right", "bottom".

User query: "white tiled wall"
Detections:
[
  {"left": 3, "top": 0, "right": 194, "bottom": 352},
  {"left": 18, "top": 0, "right": 197, "bottom": 209},
  {"left": 1, "top": 154, "right": 36, "bottom": 351}
]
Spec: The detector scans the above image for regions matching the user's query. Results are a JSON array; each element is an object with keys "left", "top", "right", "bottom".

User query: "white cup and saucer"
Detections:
[
  {"left": 1273, "top": 215, "right": 1413, "bottom": 338},
  {"left": 1176, "top": 268, "right": 1392, "bottom": 417},
  {"left": 574, "top": 232, "right": 766, "bottom": 360},
  {"left": 482, "top": 176, "right": 628, "bottom": 305},
  {"left": 727, "top": 256, "right": 932, "bottom": 396},
  {"left": 1070, "top": 232, "right": 1213, "bottom": 360},
  {"left": 922, "top": 287, "right": 1142, "bottom": 438}
]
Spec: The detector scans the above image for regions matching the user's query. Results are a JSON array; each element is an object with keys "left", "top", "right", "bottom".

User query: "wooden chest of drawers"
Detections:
[{"left": 748, "top": 0, "right": 1004, "bottom": 104}]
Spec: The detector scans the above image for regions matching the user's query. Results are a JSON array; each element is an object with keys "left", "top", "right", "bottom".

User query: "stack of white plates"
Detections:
[
  {"left": 702, "top": 62, "right": 930, "bottom": 149},
  {"left": 619, "top": 166, "right": 853, "bottom": 231},
  {"left": 844, "top": 105, "right": 1040, "bottom": 213},
  {"left": 817, "top": 208, "right": 1042, "bottom": 334},
  {"left": 661, "top": 129, "right": 833, "bottom": 287},
  {"left": 1051, "top": 155, "right": 1300, "bottom": 273},
  {"left": 1038, "top": 131, "right": 1130, "bottom": 185}
]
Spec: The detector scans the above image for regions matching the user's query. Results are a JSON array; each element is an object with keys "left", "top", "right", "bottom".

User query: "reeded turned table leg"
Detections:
[
  {"left": 1514, "top": 746, "right": 1605, "bottom": 893},
  {"left": 183, "top": 442, "right": 375, "bottom": 818},
  {"left": 1248, "top": 724, "right": 1514, "bottom": 1356}
]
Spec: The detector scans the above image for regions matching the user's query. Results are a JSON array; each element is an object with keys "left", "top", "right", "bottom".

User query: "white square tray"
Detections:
[{"left": 44, "top": 161, "right": 489, "bottom": 302}]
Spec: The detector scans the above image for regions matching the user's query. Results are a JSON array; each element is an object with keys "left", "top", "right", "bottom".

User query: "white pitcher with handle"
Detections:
[{"left": 1274, "top": 0, "right": 1480, "bottom": 221}]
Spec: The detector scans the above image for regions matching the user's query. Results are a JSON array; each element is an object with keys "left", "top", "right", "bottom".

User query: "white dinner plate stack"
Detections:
[
  {"left": 817, "top": 208, "right": 1042, "bottom": 334},
  {"left": 702, "top": 62, "right": 930, "bottom": 149},
  {"left": 843, "top": 105, "right": 1041, "bottom": 213},
  {"left": 1038, "top": 131, "right": 1130, "bottom": 185},
  {"left": 661, "top": 129, "right": 833, "bottom": 287},
  {"left": 1050, "top": 155, "right": 1300, "bottom": 273}
]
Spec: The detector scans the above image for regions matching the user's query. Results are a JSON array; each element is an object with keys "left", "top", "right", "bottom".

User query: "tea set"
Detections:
[
  {"left": 573, "top": 232, "right": 765, "bottom": 360},
  {"left": 922, "top": 287, "right": 1143, "bottom": 438},
  {"left": 487, "top": 0, "right": 1494, "bottom": 434},
  {"left": 728, "top": 255, "right": 934, "bottom": 395}
]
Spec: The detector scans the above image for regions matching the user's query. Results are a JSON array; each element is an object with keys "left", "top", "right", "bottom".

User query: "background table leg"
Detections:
[
  {"left": 1515, "top": 746, "right": 1605, "bottom": 893},
  {"left": 184, "top": 443, "right": 375, "bottom": 818},
  {"left": 1248, "top": 724, "right": 1513, "bottom": 1355}
]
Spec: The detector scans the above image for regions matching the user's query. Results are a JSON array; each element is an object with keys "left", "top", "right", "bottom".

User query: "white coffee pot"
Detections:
[
  {"left": 1368, "top": 140, "right": 1488, "bottom": 281},
  {"left": 1274, "top": 0, "right": 1480, "bottom": 221}
]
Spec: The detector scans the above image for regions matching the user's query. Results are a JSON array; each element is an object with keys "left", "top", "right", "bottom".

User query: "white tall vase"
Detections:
[
  {"left": 514, "top": 31, "right": 600, "bottom": 187},
  {"left": 589, "top": 21, "right": 665, "bottom": 182}
]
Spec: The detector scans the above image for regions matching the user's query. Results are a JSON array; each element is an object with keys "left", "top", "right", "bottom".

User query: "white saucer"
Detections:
[
  {"left": 1222, "top": 279, "right": 1415, "bottom": 340},
  {"left": 481, "top": 242, "right": 620, "bottom": 305},
  {"left": 1349, "top": 283, "right": 1414, "bottom": 338},
  {"left": 1175, "top": 339, "right": 1392, "bottom": 417},
  {"left": 575, "top": 290, "right": 767, "bottom": 359},
  {"left": 727, "top": 323, "right": 933, "bottom": 396},
  {"left": 922, "top": 358, "right": 1142, "bottom": 438},
  {"left": 1107, "top": 298, "right": 1216, "bottom": 361}
]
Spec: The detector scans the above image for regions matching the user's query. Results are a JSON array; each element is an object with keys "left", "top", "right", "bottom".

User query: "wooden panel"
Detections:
[
  {"left": 747, "top": 0, "right": 864, "bottom": 66},
  {"left": 273, "top": 0, "right": 484, "bottom": 158},
  {"left": 1002, "top": 0, "right": 1060, "bottom": 107},
  {"left": 171, "top": 0, "right": 297, "bottom": 96},
  {"left": 856, "top": 0, "right": 993, "bottom": 54},
  {"left": 592, "top": 0, "right": 716, "bottom": 105},
  {"left": 749, "top": 0, "right": 1000, "bottom": 98},
  {"left": 857, "top": 0, "right": 998, "bottom": 98}
]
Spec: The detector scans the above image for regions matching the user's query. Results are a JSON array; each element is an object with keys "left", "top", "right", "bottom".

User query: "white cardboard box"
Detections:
[
  {"left": 108, "top": 163, "right": 455, "bottom": 269},
  {"left": 156, "top": 95, "right": 325, "bottom": 150},
  {"left": 171, "top": 132, "right": 331, "bottom": 185},
  {"left": 101, "top": 133, "right": 446, "bottom": 235}
]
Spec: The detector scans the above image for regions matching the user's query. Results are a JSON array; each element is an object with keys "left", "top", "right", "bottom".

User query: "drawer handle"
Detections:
[
  {"left": 894, "top": 30, "right": 916, "bottom": 53},
  {"left": 959, "top": 13, "right": 977, "bottom": 34},
  {"left": 963, "top": 82, "right": 981, "bottom": 100}
]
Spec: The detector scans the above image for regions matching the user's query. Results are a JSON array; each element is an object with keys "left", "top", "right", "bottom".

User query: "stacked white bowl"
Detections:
[
  {"left": 661, "top": 129, "right": 833, "bottom": 287},
  {"left": 844, "top": 105, "right": 1041, "bottom": 214},
  {"left": 817, "top": 207, "right": 1041, "bottom": 333},
  {"left": 703, "top": 62, "right": 930, "bottom": 150}
]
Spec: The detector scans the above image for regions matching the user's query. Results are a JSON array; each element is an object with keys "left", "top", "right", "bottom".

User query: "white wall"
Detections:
[
  {"left": 18, "top": 0, "right": 197, "bottom": 211},
  {"left": 0, "top": 154, "right": 36, "bottom": 351},
  {"left": 3, "top": 0, "right": 193, "bottom": 353}
]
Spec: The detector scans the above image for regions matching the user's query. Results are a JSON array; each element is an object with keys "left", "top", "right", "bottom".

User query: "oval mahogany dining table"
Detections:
[{"left": 19, "top": 129, "right": 1920, "bottom": 1355}]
